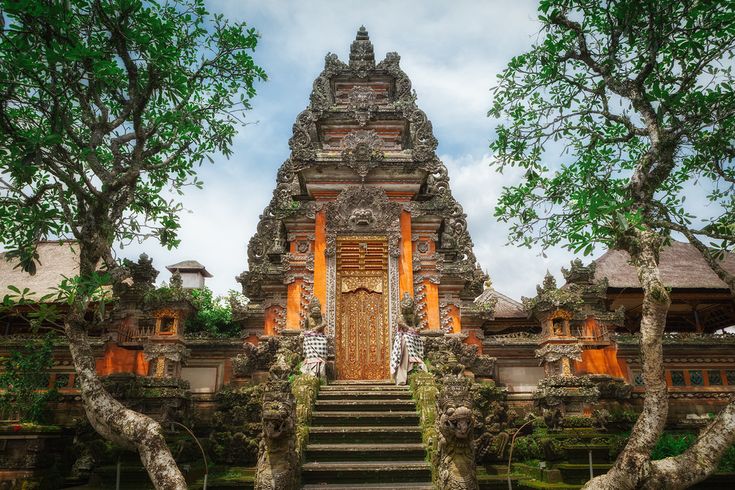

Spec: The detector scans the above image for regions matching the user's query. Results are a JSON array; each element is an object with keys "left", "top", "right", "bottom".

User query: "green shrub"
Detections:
[
  {"left": 512, "top": 436, "right": 543, "bottom": 460},
  {"left": 0, "top": 334, "right": 58, "bottom": 423},
  {"left": 608, "top": 406, "right": 638, "bottom": 426},
  {"left": 562, "top": 416, "right": 594, "bottom": 428},
  {"left": 718, "top": 444, "right": 735, "bottom": 472},
  {"left": 607, "top": 433, "right": 629, "bottom": 459},
  {"left": 651, "top": 432, "right": 696, "bottom": 460},
  {"left": 186, "top": 288, "right": 243, "bottom": 337}
]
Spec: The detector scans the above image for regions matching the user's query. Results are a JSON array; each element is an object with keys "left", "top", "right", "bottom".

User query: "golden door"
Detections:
[{"left": 335, "top": 237, "right": 390, "bottom": 380}]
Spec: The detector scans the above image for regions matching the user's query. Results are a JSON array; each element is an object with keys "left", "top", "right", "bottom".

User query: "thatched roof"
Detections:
[
  {"left": 475, "top": 288, "right": 526, "bottom": 318},
  {"left": 166, "top": 260, "right": 212, "bottom": 277},
  {"left": 0, "top": 241, "right": 79, "bottom": 297},
  {"left": 593, "top": 241, "right": 735, "bottom": 289}
]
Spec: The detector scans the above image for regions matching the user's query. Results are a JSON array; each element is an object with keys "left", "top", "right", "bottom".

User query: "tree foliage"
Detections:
[
  {"left": 490, "top": 1, "right": 735, "bottom": 487},
  {"left": 0, "top": 0, "right": 266, "bottom": 273},
  {"left": 186, "top": 287, "right": 245, "bottom": 338},
  {"left": 490, "top": 0, "right": 735, "bottom": 264},
  {"left": 145, "top": 282, "right": 245, "bottom": 337},
  {"left": 0, "top": 2, "right": 265, "bottom": 486}
]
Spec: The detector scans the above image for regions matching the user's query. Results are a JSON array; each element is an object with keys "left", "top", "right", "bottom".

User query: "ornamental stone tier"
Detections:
[{"left": 236, "top": 27, "right": 488, "bottom": 381}]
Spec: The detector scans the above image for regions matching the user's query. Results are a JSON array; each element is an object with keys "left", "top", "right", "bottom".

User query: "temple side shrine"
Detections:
[
  {"left": 1, "top": 26, "right": 735, "bottom": 490},
  {"left": 236, "top": 26, "right": 488, "bottom": 380}
]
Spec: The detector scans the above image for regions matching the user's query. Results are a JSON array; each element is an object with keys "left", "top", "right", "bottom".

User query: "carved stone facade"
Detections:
[{"left": 237, "top": 27, "right": 489, "bottom": 376}]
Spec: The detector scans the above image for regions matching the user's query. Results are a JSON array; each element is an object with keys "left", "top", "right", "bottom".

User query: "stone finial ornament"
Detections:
[{"left": 349, "top": 26, "right": 375, "bottom": 76}]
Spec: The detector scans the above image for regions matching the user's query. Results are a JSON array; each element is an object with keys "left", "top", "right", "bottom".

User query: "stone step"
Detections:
[
  {"left": 314, "top": 399, "right": 416, "bottom": 412},
  {"left": 301, "top": 461, "right": 431, "bottom": 485},
  {"left": 318, "top": 390, "right": 413, "bottom": 400},
  {"left": 330, "top": 380, "right": 396, "bottom": 385},
  {"left": 308, "top": 426, "right": 423, "bottom": 444},
  {"left": 302, "top": 484, "right": 433, "bottom": 490},
  {"left": 311, "top": 411, "right": 419, "bottom": 427},
  {"left": 556, "top": 463, "right": 613, "bottom": 485},
  {"left": 320, "top": 384, "right": 409, "bottom": 392},
  {"left": 305, "top": 443, "right": 426, "bottom": 462}
]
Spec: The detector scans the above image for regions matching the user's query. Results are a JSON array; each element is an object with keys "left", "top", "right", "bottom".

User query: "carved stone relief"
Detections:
[
  {"left": 325, "top": 186, "right": 402, "bottom": 236},
  {"left": 340, "top": 130, "right": 385, "bottom": 181},
  {"left": 347, "top": 86, "right": 378, "bottom": 126}
]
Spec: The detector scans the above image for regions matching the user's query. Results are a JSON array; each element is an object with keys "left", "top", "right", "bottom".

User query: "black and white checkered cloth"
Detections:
[
  {"left": 303, "top": 332, "right": 328, "bottom": 361},
  {"left": 390, "top": 330, "right": 424, "bottom": 374}
]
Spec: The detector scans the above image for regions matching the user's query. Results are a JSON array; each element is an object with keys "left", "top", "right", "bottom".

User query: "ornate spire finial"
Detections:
[{"left": 349, "top": 26, "right": 375, "bottom": 76}]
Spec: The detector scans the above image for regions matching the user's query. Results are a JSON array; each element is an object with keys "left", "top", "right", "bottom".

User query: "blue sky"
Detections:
[{"left": 119, "top": 0, "right": 599, "bottom": 301}]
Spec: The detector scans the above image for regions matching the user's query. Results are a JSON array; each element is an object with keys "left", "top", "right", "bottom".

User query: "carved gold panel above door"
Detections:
[{"left": 335, "top": 237, "right": 390, "bottom": 380}]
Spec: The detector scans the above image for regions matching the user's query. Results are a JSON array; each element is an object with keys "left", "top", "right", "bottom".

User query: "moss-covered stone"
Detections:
[
  {"left": 207, "top": 385, "right": 264, "bottom": 466},
  {"left": 408, "top": 370, "right": 439, "bottom": 480},
  {"left": 291, "top": 374, "right": 320, "bottom": 463}
]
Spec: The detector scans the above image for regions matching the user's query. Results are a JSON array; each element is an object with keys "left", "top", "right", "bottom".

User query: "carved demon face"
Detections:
[
  {"left": 262, "top": 401, "right": 294, "bottom": 440},
  {"left": 440, "top": 406, "right": 473, "bottom": 440},
  {"left": 348, "top": 207, "right": 375, "bottom": 227}
]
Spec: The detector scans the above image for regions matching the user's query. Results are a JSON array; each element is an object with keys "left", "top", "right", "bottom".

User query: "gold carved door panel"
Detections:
[{"left": 335, "top": 237, "right": 390, "bottom": 380}]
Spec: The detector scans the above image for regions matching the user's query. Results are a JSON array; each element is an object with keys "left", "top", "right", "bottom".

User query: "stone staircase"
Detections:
[{"left": 301, "top": 380, "right": 432, "bottom": 489}]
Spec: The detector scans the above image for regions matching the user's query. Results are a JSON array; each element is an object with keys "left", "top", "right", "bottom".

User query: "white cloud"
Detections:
[{"left": 442, "top": 153, "right": 595, "bottom": 300}]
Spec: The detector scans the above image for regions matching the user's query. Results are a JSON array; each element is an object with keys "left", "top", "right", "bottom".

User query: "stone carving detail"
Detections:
[
  {"left": 388, "top": 254, "right": 400, "bottom": 326},
  {"left": 535, "top": 343, "right": 583, "bottom": 378},
  {"left": 255, "top": 358, "right": 298, "bottom": 490},
  {"left": 475, "top": 400, "right": 515, "bottom": 463},
  {"left": 535, "top": 343, "right": 583, "bottom": 364},
  {"left": 311, "top": 53, "right": 347, "bottom": 111},
  {"left": 326, "top": 254, "right": 336, "bottom": 332},
  {"left": 288, "top": 109, "right": 318, "bottom": 162},
  {"left": 142, "top": 343, "right": 189, "bottom": 363},
  {"left": 533, "top": 375, "right": 600, "bottom": 417},
  {"left": 232, "top": 338, "right": 280, "bottom": 377},
  {"left": 340, "top": 130, "right": 385, "bottom": 181},
  {"left": 325, "top": 186, "right": 402, "bottom": 235},
  {"left": 388, "top": 235, "right": 401, "bottom": 258},
  {"left": 423, "top": 334, "right": 497, "bottom": 378},
  {"left": 376, "top": 51, "right": 413, "bottom": 102},
  {"left": 434, "top": 359, "right": 478, "bottom": 490},
  {"left": 404, "top": 107, "right": 438, "bottom": 162},
  {"left": 440, "top": 303, "right": 454, "bottom": 333},
  {"left": 348, "top": 26, "right": 375, "bottom": 77},
  {"left": 413, "top": 283, "right": 429, "bottom": 330},
  {"left": 347, "top": 85, "right": 378, "bottom": 126}
]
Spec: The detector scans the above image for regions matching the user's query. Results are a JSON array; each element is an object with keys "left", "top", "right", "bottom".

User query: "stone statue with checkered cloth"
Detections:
[
  {"left": 390, "top": 292, "right": 427, "bottom": 385},
  {"left": 301, "top": 297, "right": 327, "bottom": 380}
]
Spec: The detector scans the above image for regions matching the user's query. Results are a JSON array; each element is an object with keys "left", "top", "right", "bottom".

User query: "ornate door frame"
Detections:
[
  {"left": 334, "top": 236, "right": 390, "bottom": 379},
  {"left": 322, "top": 186, "right": 403, "bottom": 379}
]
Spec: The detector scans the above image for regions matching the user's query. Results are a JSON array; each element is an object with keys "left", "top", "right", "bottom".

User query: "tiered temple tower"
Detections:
[{"left": 238, "top": 27, "right": 488, "bottom": 380}]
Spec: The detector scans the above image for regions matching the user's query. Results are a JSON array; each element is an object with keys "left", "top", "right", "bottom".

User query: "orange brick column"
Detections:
[
  {"left": 263, "top": 305, "right": 280, "bottom": 336},
  {"left": 399, "top": 210, "right": 414, "bottom": 297},
  {"left": 286, "top": 279, "right": 303, "bottom": 329},
  {"left": 447, "top": 304, "right": 462, "bottom": 333},
  {"left": 424, "top": 280, "right": 440, "bottom": 330},
  {"left": 314, "top": 210, "right": 327, "bottom": 310}
]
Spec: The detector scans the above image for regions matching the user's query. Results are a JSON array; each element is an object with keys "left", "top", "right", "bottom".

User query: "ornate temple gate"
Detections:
[{"left": 335, "top": 236, "right": 390, "bottom": 380}]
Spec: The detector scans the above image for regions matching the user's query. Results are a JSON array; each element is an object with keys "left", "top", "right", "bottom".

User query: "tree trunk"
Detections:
[
  {"left": 64, "top": 318, "right": 187, "bottom": 489},
  {"left": 583, "top": 232, "right": 671, "bottom": 489},
  {"left": 640, "top": 400, "right": 735, "bottom": 489}
]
